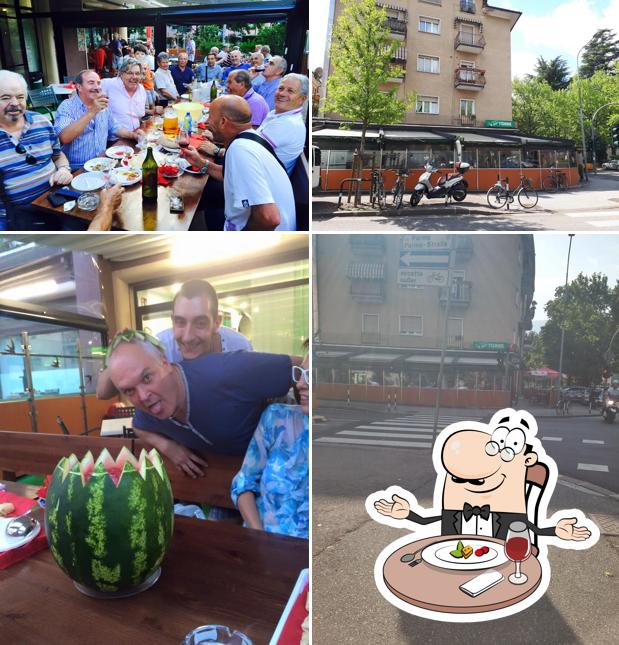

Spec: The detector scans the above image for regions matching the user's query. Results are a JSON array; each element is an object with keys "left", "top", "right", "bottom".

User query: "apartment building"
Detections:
[{"left": 313, "top": 234, "right": 535, "bottom": 408}]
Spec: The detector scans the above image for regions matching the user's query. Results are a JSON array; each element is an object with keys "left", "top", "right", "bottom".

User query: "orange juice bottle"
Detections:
[{"left": 163, "top": 106, "right": 178, "bottom": 136}]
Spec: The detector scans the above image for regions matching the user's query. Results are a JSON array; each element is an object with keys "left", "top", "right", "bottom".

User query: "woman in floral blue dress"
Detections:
[{"left": 231, "top": 353, "right": 309, "bottom": 539}]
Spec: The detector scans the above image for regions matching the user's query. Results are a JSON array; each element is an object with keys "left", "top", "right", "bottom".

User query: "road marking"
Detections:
[
  {"left": 314, "top": 437, "right": 432, "bottom": 449},
  {"left": 589, "top": 220, "right": 619, "bottom": 227},
  {"left": 565, "top": 211, "right": 619, "bottom": 218},
  {"left": 339, "top": 430, "right": 436, "bottom": 440},
  {"left": 353, "top": 425, "right": 434, "bottom": 433},
  {"left": 360, "top": 421, "right": 436, "bottom": 427},
  {"left": 577, "top": 463, "right": 609, "bottom": 472},
  {"left": 582, "top": 439, "right": 605, "bottom": 444},
  {"left": 541, "top": 436, "right": 563, "bottom": 441}
]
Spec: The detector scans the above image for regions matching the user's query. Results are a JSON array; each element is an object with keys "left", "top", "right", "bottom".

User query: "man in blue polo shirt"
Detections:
[
  {"left": 253, "top": 56, "right": 287, "bottom": 111},
  {"left": 221, "top": 50, "right": 250, "bottom": 82},
  {"left": 107, "top": 330, "right": 294, "bottom": 478},
  {"left": 171, "top": 51, "right": 195, "bottom": 96}
]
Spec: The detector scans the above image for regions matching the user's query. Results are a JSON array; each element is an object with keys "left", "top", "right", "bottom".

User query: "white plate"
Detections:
[
  {"left": 161, "top": 158, "right": 189, "bottom": 178},
  {"left": 184, "top": 164, "right": 204, "bottom": 175},
  {"left": 110, "top": 167, "right": 142, "bottom": 186},
  {"left": 83, "top": 157, "right": 116, "bottom": 173},
  {"left": 0, "top": 516, "right": 42, "bottom": 553},
  {"left": 105, "top": 145, "right": 134, "bottom": 160},
  {"left": 421, "top": 539, "right": 508, "bottom": 571},
  {"left": 161, "top": 145, "right": 180, "bottom": 153},
  {"left": 71, "top": 172, "right": 106, "bottom": 192}
]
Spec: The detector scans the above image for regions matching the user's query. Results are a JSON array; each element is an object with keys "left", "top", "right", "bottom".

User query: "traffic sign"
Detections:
[{"left": 397, "top": 268, "right": 448, "bottom": 287}]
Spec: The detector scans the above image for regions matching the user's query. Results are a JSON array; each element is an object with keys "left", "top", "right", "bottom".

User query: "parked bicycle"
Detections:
[
  {"left": 391, "top": 170, "right": 408, "bottom": 209},
  {"left": 542, "top": 168, "right": 568, "bottom": 192},
  {"left": 486, "top": 174, "right": 538, "bottom": 210},
  {"left": 369, "top": 170, "right": 386, "bottom": 209},
  {"left": 555, "top": 397, "right": 570, "bottom": 416}
]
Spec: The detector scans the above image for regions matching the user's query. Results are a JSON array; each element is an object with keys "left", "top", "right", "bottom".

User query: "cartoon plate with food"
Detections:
[{"left": 365, "top": 408, "right": 599, "bottom": 622}]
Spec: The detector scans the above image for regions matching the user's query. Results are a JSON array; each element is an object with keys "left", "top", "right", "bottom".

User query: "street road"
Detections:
[
  {"left": 312, "top": 172, "right": 619, "bottom": 231},
  {"left": 312, "top": 402, "right": 619, "bottom": 644}
]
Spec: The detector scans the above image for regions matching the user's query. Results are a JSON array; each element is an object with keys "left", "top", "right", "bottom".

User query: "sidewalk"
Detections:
[{"left": 313, "top": 407, "right": 619, "bottom": 644}]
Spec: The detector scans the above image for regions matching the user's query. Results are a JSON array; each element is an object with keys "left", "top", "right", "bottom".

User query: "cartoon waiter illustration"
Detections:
[{"left": 366, "top": 408, "right": 599, "bottom": 621}]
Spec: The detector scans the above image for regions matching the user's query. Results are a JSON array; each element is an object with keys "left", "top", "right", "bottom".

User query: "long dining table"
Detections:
[
  {"left": 31, "top": 128, "right": 210, "bottom": 231},
  {"left": 0, "top": 481, "right": 308, "bottom": 645}
]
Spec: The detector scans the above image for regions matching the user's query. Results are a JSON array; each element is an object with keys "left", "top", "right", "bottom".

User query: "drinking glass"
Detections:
[
  {"left": 178, "top": 128, "right": 190, "bottom": 150},
  {"left": 505, "top": 521, "right": 531, "bottom": 585}
]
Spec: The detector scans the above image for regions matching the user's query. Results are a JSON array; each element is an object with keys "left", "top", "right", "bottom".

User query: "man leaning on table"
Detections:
[
  {"left": 55, "top": 69, "right": 143, "bottom": 168},
  {"left": 180, "top": 94, "right": 296, "bottom": 231},
  {"left": 0, "top": 70, "right": 74, "bottom": 230},
  {"left": 105, "top": 329, "right": 296, "bottom": 479}
]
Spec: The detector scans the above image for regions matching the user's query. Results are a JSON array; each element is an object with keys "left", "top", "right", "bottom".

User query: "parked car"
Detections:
[
  {"left": 602, "top": 160, "right": 619, "bottom": 170},
  {"left": 561, "top": 386, "right": 590, "bottom": 405}
]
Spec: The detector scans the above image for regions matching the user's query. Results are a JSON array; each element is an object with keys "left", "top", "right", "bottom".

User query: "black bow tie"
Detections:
[{"left": 463, "top": 503, "right": 491, "bottom": 521}]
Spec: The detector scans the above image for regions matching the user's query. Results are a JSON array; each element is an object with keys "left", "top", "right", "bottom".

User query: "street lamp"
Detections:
[
  {"left": 577, "top": 36, "right": 595, "bottom": 182},
  {"left": 557, "top": 234, "right": 575, "bottom": 394}
]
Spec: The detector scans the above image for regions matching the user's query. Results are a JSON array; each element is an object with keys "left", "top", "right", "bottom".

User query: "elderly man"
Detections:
[
  {"left": 249, "top": 52, "right": 265, "bottom": 80},
  {"left": 106, "top": 330, "right": 293, "bottom": 477},
  {"left": 254, "top": 56, "right": 287, "bottom": 110},
  {"left": 0, "top": 70, "right": 74, "bottom": 230},
  {"left": 171, "top": 50, "right": 195, "bottom": 96},
  {"left": 226, "top": 70, "right": 268, "bottom": 127},
  {"left": 196, "top": 53, "right": 223, "bottom": 83},
  {"left": 180, "top": 95, "right": 295, "bottom": 231},
  {"left": 97, "top": 278, "right": 252, "bottom": 399},
  {"left": 55, "top": 69, "right": 141, "bottom": 167},
  {"left": 257, "top": 74, "right": 308, "bottom": 174},
  {"left": 101, "top": 58, "right": 148, "bottom": 131},
  {"left": 217, "top": 44, "right": 230, "bottom": 67},
  {"left": 154, "top": 52, "right": 179, "bottom": 103},
  {"left": 261, "top": 45, "right": 272, "bottom": 64},
  {"left": 221, "top": 50, "right": 250, "bottom": 82}
]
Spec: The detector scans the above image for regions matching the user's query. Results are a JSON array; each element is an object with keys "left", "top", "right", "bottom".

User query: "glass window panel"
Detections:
[
  {"left": 556, "top": 149, "right": 571, "bottom": 168},
  {"left": 499, "top": 148, "right": 521, "bottom": 168},
  {"left": 22, "top": 18, "right": 40, "bottom": 73},
  {"left": 0, "top": 354, "right": 27, "bottom": 400},
  {"left": 540, "top": 149, "right": 557, "bottom": 168},
  {"left": 477, "top": 147, "right": 499, "bottom": 168},
  {"left": 408, "top": 145, "right": 433, "bottom": 168},
  {"left": 399, "top": 315, "right": 423, "bottom": 335},
  {"left": 429, "top": 144, "right": 451, "bottom": 167},
  {"left": 522, "top": 149, "right": 539, "bottom": 168}
]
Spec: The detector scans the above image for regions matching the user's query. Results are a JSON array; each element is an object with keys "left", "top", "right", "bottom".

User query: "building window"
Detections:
[
  {"left": 419, "top": 17, "right": 440, "bottom": 34},
  {"left": 458, "top": 23, "right": 477, "bottom": 44},
  {"left": 447, "top": 318, "right": 464, "bottom": 348},
  {"left": 362, "top": 313, "right": 380, "bottom": 336},
  {"left": 460, "top": 99, "right": 475, "bottom": 116},
  {"left": 417, "top": 54, "right": 440, "bottom": 74},
  {"left": 399, "top": 315, "right": 423, "bottom": 336},
  {"left": 460, "top": 0, "right": 476, "bottom": 13},
  {"left": 416, "top": 95, "right": 439, "bottom": 114}
]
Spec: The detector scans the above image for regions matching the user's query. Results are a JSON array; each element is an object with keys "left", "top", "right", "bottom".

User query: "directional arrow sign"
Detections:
[{"left": 399, "top": 250, "right": 450, "bottom": 269}]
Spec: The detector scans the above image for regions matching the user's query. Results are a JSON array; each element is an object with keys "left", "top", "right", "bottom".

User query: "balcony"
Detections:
[
  {"left": 453, "top": 235, "right": 474, "bottom": 260},
  {"left": 460, "top": 0, "right": 476, "bottom": 13},
  {"left": 454, "top": 33, "right": 486, "bottom": 54},
  {"left": 453, "top": 115, "right": 477, "bottom": 127},
  {"left": 448, "top": 335, "right": 464, "bottom": 349},
  {"left": 454, "top": 67, "right": 486, "bottom": 90},
  {"left": 385, "top": 16, "right": 407, "bottom": 38},
  {"left": 391, "top": 46, "right": 407, "bottom": 66},
  {"left": 439, "top": 281, "right": 472, "bottom": 307}
]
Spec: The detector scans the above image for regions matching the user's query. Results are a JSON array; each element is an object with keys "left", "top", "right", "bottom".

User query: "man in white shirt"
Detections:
[
  {"left": 257, "top": 73, "right": 308, "bottom": 174},
  {"left": 180, "top": 95, "right": 295, "bottom": 231},
  {"left": 154, "top": 52, "right": 179, "bottom": 103},
  {"left": 101, "top": 58, "right": 147, "bottom": 131}
]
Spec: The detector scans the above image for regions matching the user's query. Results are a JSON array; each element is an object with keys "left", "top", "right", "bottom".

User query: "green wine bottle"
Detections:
[
  {"left": 210, "top": 80, "right": 218, "bottom": 103},
  {"left": 142, "top": 144, "right": 158, "bottom": 204}
]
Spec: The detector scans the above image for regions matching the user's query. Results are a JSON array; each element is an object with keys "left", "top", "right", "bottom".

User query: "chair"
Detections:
[
  {"left": 28, "top": 86, "right": 58, "bottom": 123},
  {"left": 525, "top": 460, "right": 550, "bottom": 552}
]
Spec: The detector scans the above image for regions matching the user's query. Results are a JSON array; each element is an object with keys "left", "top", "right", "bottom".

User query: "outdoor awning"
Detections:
[
  {"left": 347, "top": 262, "right": 385, "bottom": 280},
  {"left": 314, "top": 351, "right": 351, "bottom": 358},
  {"left": 527, "top": 368, "right": 561, "bottom": 377},
  {"left": 455, "top": 357, "right": 501, "bottom": 366},
  {"left": 454, "top": 17, "right": 484, "bottom": 29},
  {"left": 404, "top": 356, "right": 455, "bottom": 365},
  {"left": 350, "top": 353, "right": 404, "bottom": 363},
  {"left": 449, "top": 131, "right": 517, "bottom": 145}
]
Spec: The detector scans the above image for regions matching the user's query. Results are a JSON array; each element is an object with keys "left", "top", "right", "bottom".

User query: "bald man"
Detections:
[{"left": 180, "top": 95, "right": 295, "bottom": 231}]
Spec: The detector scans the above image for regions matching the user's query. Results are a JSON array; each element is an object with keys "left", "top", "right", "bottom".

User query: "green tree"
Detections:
[
  {"left": 256, "top": 23, "right": 286, "bottom": 55},
  {"left": 580, "top": 29, "right": 619, "bottom": 79},
  {"left": 325, "top": 0, "right": 415, "bottom": 192},
  {"left": 195, "top": 24, "right": 224, "bottom": 56},
  {"left": 536, "top": 273, "right": 619, "bottom": 384},
  {"left": 532, "top": 56, "right": 571, "bottom": 91}
]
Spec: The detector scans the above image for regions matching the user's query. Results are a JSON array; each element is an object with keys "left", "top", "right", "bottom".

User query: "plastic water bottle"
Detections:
[{"left": 185, "top": 111, "right": 192, "bottom": 135}]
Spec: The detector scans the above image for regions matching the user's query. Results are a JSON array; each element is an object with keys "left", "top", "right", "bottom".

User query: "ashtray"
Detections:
[{"left": 77, "top": 192, "right": 100, "bottom": 211}]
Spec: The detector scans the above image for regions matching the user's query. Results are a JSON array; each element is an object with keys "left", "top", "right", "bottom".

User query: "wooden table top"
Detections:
[
  {"left": 383, "top": 534, "right": 541, "bottom": 614},
  {"left": 31, "top": 135, "right": 208, "bottom": 231},
  {"left": 0, "top": 482, "right": 308, "bottom": 644}
]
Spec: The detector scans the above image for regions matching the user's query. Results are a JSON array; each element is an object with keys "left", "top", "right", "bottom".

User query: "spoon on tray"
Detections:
[{"left": 5, "top": 509, "right": 38, "bottom": 538}]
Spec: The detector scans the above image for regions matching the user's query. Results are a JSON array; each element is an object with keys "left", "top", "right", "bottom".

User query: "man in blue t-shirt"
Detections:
[
  {"left": 107, "top": 332, "right": 294, "bottom": 478},
  {"left": 170, "top": 51, "right": 195, "bottom": 96}
]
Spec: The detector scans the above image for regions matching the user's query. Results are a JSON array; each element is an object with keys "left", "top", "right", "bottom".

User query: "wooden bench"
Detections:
[{"left": 0, "top": 431, "right": 242, "bottom": 509}]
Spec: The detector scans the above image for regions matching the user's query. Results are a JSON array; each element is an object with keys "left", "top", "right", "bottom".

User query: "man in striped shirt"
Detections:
[
  {"left": 55, "top": 70, "right": 142, "bottom": 167},
  {"left": 0, "top": 70, "right": 73, "bottom": 230}
]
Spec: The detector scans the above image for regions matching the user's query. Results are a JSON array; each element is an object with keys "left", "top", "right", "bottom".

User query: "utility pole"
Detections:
[{"left": 557, "top": 234, "right": 575, "bottom": 393}]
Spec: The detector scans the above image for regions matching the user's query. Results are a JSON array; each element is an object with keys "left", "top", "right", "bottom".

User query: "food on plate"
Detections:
[
  {"left": 85, "top": 159, "right": 112, "bottom": 172},
  {"left": 475, "top": 546, "right": 490, "bottom": 557},
  {"left": 450, "top": 540, "right": 490, "bottom": 559},
  {"left": 161, "top": 164, "right": 179, "bottom": 177},
  {"left": 189, "top": 165, "right": 201, "bottom": 172},
  {"left": 159, "top": 135, "right": 179, "bottom": 150},
  {"left": 462, "top": 545, "right": 473, "bottom": 559},
  {"left": 0, "top": 502, "right": 16, "bottom": 516},
  {"left": 450, "top": 540, "right": 465, "bottom": 558}
]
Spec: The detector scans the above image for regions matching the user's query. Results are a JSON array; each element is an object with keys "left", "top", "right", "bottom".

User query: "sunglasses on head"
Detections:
[
  {"left": 105, "top": 329, "right": 165, "bottom": 367},
  {"left": 15, "top": 143, "right": 37, "bottom": 164}
]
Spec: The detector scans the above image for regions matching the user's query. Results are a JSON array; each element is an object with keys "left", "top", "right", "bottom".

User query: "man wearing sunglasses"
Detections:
[
  {"left": 0, "top": 70, "right": 73, "bottom": 230},
  {"left": 105, "top": 329, "right": 299, "bottom": 479}
]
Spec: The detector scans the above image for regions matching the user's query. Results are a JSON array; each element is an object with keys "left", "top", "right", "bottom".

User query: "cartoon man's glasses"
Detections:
[
  {"left": 15, "top": 143, "right": 37, "bottom": 164},
  {"left": 485, "top": 441, "right": 516, "bottom": 462}
]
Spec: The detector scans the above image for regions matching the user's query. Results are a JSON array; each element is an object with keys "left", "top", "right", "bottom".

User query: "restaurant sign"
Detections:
[
  {"left": 485, "top": 120, "right": 516, "bottom": 129},
  {"left": 471, "top": 341, "right": 510, "bottom": 351}
]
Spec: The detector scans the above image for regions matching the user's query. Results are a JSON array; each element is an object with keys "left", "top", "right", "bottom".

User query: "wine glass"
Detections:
[
  {"left": 178, "top": 128, "right": 190, "bottom": 151},
  {"left": 505, "top": 521, "right": 531, "bottom": 585}
]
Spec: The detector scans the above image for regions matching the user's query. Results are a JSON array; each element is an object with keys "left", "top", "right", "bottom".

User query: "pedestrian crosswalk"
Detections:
[
  {"left": 564, "top": 211, "right": 619, "bottom": 228},
  {"left": 314, "top": 414, "right": 480, "bottom": 450}
]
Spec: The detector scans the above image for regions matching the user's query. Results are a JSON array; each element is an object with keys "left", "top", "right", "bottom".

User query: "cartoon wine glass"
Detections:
[{"left": 505, "top": 520, "right": 531, "bottom": 585}]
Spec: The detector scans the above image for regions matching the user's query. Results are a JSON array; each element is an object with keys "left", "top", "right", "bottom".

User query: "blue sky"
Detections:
[{"left": 310, "top": 0, "right": 619, "bottom": 78}]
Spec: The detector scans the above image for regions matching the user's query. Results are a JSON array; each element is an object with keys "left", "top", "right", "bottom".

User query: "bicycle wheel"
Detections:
[
  {"left": 393, "top": 185, "right": 404, "bottom": 209},
  {"left": 517, "top": 186, "right": 538, "bottom": 209},
  {"left": 486, "top": 186, "right": 508, "bottom": 209},
  {"left": 377, "top": 185, "right": 386, "bottom": 209},
  {"left": 542, "top": 176, "right": 557, "bottom": 192},
  {"left": 558, "top": 175, "right": 568, "bottom": 191}
]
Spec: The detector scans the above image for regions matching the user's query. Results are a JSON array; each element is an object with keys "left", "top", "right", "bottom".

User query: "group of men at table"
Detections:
[{"left": 0, "top": 48, "right": 307, "bottom": 231}]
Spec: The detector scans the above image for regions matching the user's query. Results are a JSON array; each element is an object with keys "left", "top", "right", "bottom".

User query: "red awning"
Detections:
[{"left": 527, "top": 367, "right": 561, "bottom": 378}]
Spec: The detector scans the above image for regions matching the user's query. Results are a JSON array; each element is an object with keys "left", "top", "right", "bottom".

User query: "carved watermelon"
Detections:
[{"left": 45, "top": 446, "right": 174, "bottom": 594}]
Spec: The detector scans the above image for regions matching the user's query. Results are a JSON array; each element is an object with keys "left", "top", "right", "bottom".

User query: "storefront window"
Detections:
[
  {"left": 556, "top": 149, "right": 571, "bottom": 168},
  {"left": 408, "top": 146, "right": 433, "bottom": 168},
  {"left": 461, "top": 148, "right": 477, "bottom": 167},
  {"left": 499, "top": 148, "right": 521, "bottom": 168},
  {"left": 522, "top": 149, "right": 539, "bottom": 168},
  {"left": 382, "top": 150, "right": 406, "bottom": 170},
  {"left": 477, "top": 147, "right": 499, "bottom": 168},
  {"left": 540, "top": 149, "right": 557, "bottom": 168},
  {"left": 429, "top": 145, "right": 451, "bottom": 168}
]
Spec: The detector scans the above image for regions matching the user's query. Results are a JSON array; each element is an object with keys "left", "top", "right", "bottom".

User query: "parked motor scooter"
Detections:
[{"left": 409, "top": 162, "right": 470, "bottom": 207}]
